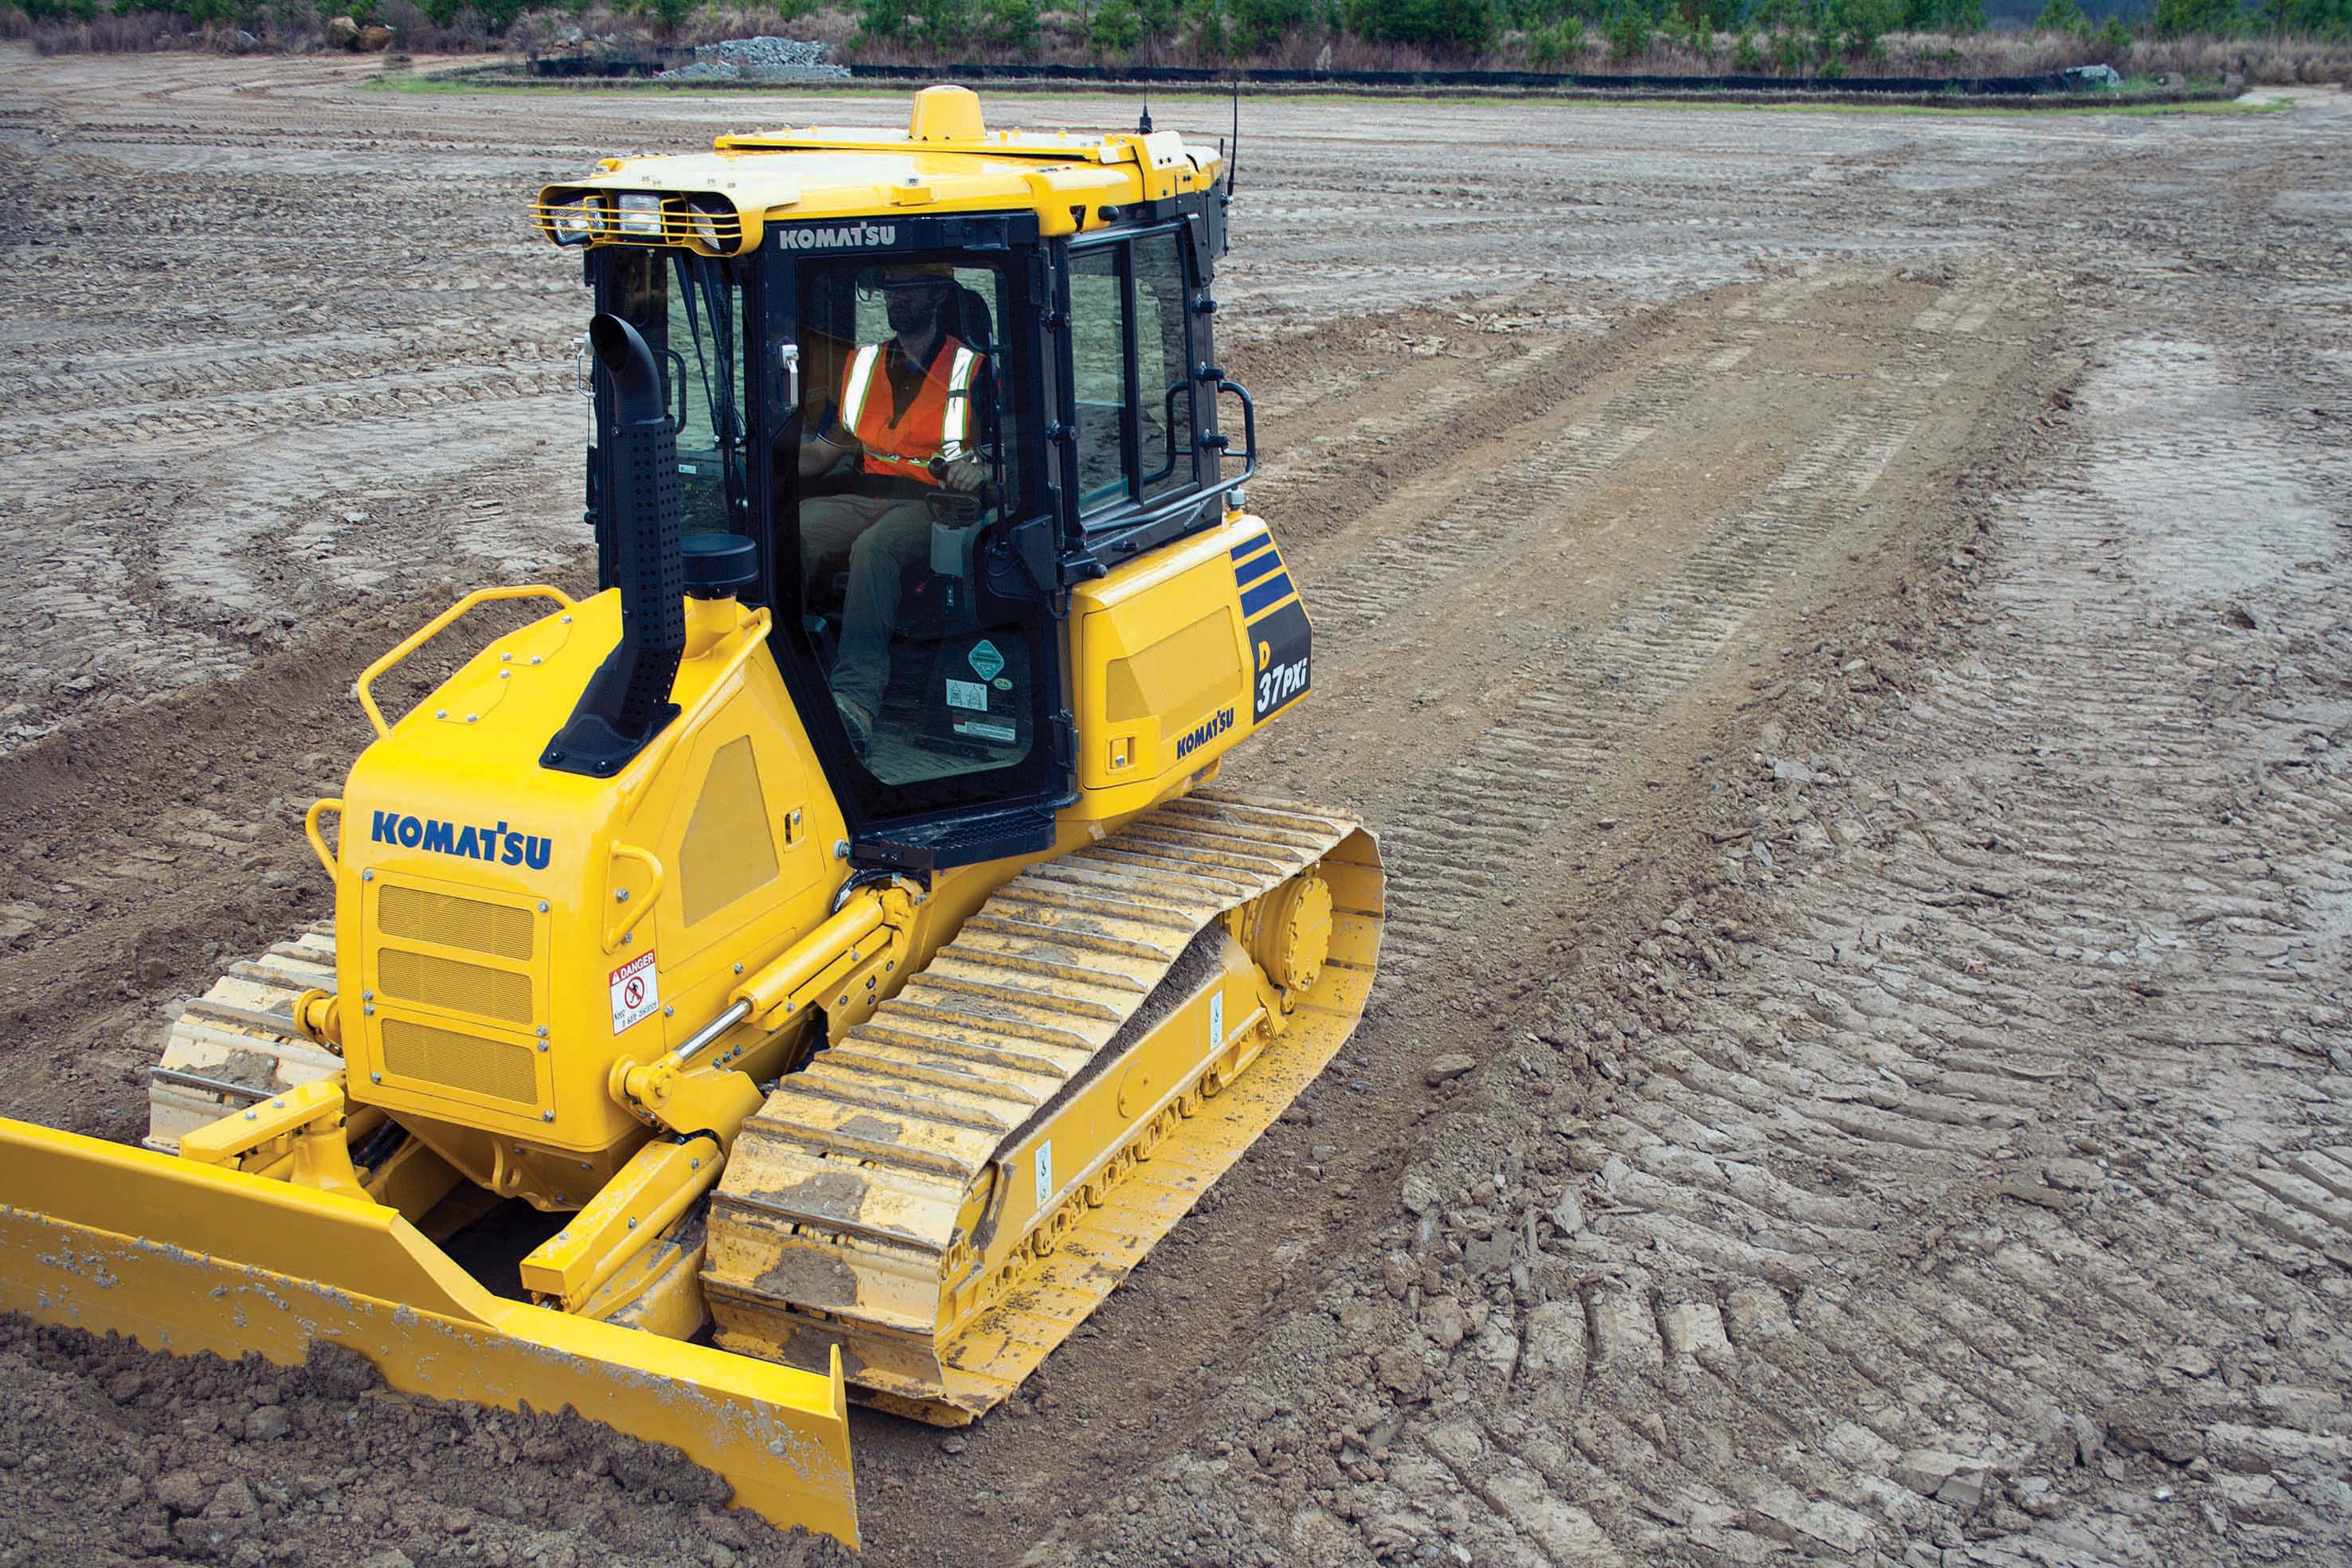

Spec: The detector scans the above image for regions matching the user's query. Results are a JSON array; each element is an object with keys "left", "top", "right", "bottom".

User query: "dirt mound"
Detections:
[{"left": 0, "top": 1317, "right": 851, "bottom": 1567}]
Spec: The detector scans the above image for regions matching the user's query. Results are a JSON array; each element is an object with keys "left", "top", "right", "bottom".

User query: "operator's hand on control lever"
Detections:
[{"left": 939, "top": 454, "right": 986, "bottom": 494}]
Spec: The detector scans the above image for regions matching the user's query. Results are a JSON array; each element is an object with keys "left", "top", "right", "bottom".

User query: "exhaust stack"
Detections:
[{"left": 542, "top": 314, "right": 686, "bottom": 776}]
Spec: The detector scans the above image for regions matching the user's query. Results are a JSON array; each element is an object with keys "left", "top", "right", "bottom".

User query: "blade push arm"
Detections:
[
  {"left": 537, "top": 882, "right": 924, "bottom": 1328},
  {"left": 610, "top": 880, "right": 921, "bottom": 1144}
]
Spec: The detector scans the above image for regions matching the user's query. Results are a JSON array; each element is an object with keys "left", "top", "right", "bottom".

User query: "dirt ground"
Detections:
[{"left": 2, "top": 49, "right": 2349, "bottom": 1568}]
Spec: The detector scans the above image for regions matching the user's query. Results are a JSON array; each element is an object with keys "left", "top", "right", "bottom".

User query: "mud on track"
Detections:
[{"left": 2, "top": 47, "right": 2350, "bottom": 1568}]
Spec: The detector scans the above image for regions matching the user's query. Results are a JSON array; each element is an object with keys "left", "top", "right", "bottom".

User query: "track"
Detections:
[
  {"left": 707, "top": 789, "right": 1378, "bottom": 1422},
  {"left": 1, "top": 46, "right": 2348, "bottom": 1568},
  {"left": 143, "top": 919, "right": 341, "bottom": 1149}
]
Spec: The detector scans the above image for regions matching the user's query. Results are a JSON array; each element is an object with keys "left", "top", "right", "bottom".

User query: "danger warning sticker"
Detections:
[{"left": 609, "top": 950, "right": 659, "bottom": 1034}]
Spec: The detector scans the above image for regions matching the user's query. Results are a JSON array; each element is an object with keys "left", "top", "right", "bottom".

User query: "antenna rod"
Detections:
[
  {"left": 1139, "top": 90, "right": 1152, "bottom": 135},
  {"left": 1228, "top": 81, "right": 1240, "bottom": 198}
]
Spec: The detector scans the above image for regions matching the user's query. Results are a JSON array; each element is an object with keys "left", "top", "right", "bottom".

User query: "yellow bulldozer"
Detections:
[{"left": 0, "top": 87, "right": 1381, "bottom": 1546}]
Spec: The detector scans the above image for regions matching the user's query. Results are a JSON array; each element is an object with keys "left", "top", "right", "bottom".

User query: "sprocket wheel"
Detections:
[{"left": 1251, "top": 870, "right": 1333, "bottom": 999}]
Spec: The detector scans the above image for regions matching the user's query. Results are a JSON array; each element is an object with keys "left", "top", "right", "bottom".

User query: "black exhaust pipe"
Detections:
[{"left": 541, "top": 314, "right": 686, "bottom": 776}]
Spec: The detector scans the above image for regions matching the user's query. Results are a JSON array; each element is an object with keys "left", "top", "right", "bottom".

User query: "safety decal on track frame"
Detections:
[
  {"left": 1210, "top": 990, "right": 1225, "bottom": 1048},
  {"left": 610, "top": 950, "right": 659, "bottom": 1034},
  {"left": 1035, "top": 1140, "right": 1053, "bottom": 1210}
]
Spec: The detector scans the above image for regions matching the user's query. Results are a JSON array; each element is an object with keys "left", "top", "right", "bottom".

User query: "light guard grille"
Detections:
[
  {"left": 531, "top": 193, "right": 744, "bottom": 254},
  {"left": 378, "top": 885, "right": 533, "bottom": 962},
  {"left": 381, "top": 1018, "right": 538, "bottom": 1105}
]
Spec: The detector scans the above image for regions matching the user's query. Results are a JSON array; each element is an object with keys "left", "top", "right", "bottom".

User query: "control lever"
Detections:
[{"left": 926, "top": 456, "right": 999, "bottom": 512}]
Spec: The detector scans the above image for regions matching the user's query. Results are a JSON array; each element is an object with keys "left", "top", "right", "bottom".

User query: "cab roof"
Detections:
[{"left": 533, "top": 86, "right": 1223, "bottom": 252}]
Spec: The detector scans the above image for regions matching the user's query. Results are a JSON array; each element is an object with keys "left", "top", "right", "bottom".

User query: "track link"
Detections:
[
  {"left": 702, "top": 788, "right": 1384, "bottom": 1421},
  {"left": 146, "top": 920, "right": 342, "bottom": 1151}
]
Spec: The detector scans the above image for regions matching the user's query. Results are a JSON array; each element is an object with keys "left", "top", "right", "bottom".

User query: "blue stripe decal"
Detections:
[
  {"left": 1228, "top": 532, "right": 1270, "bottom": 561},
  {"left": 1239, "top": 571, "right": 1294, "bottom": 618},
  {"left": 1234, "top": 549, "right": 1284, "bottom": 588}
]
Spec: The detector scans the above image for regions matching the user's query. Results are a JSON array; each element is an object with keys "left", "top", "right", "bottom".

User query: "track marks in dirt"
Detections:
[
  {"left": 1022, "top": 186, "right": 2352, "bottom": 1558},
  {"left": 1203, "top": 329, "right": 2352, "bottom": 1568},
  {"left": 1239, "top": 268, "right": 2003, "bottom": 991},
  {"left": 1411, "top": 334, "right": 2352, "bottom": 1568},
  {"left": 1372, "top": 359, "right": 1947, "bottom": 976},
  {"left": 6, "top": 50, "right": 2351, "bottom": 1568}
]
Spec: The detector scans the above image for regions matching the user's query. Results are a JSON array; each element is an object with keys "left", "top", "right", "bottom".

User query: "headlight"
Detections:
[
  {"left": 616, "top": 192, "right": 663, "bottom": 238},
  {"left": 546, "top": 196, "right": 593, "bottom": 246},
  {"left": 686, "top": 196, "right": 735, "bottom": 252}
]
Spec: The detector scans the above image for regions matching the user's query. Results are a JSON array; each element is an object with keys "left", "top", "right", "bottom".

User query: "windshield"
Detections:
[{"left": 601, "top": 250, "right": 747, "bottom": 541}]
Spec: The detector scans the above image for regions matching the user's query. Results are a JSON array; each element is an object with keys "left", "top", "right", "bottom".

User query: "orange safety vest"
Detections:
[{"left": 837, "top": 334, "right": 978, "bottom": 487}]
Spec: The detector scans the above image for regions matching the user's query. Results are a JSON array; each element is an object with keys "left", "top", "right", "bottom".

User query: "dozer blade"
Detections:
[{"left": 0, "top": 1118, "right": 858, "bottom": 1548}]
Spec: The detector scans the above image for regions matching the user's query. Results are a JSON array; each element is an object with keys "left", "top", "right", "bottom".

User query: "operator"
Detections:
[{"left": 797, "top": 262, "right": 988, "bottom": 755}]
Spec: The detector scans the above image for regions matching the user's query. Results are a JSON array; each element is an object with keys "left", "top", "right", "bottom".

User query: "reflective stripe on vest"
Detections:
[{"left": 837, "top": 335, "right": 977, "bottom": 487}]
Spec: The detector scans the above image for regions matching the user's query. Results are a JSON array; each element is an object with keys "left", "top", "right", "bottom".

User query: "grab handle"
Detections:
[
  {"left": 604, "top": 843, "right": 665, "bottom": 952},
  {"left": 303, "top": 798, "right": 343, "bottom": 879},
  {"left": 354, "top": 585, "right": 577, "bottom": 741}
]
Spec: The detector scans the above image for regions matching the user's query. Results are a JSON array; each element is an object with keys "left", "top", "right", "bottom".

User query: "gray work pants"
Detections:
[{"left": 799, "top": 492, "right": 933, "bottom": 717}]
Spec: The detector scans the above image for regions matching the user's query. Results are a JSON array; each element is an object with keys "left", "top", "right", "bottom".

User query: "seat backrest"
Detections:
[{"left": 949, "top": 283, "right": 994, "bottom": 353}]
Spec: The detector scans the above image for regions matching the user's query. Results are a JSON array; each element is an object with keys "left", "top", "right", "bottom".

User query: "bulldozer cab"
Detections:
[{"left": 580, "top": 185, "right": 1240, "bottom": 871}]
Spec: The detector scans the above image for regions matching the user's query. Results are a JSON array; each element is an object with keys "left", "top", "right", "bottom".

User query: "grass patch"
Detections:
[{"left": 362, "top": 70, "right": 589, "bottom": 96}]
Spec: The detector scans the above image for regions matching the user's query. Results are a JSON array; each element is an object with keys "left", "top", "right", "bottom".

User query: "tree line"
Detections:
[
  {"left": 12, "top": 0, "right": 2350, "bottom": 55},
  {"left": 855, "top": 0, "right": 2348, "bottom": 56}
]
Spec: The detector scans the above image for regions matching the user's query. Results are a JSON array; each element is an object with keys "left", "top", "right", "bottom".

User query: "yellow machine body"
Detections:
[
  {"left": 0, "top": 89, "right": 1382, "bottom": 1550},
  {"left": 331, "top": 588, "right": 839, "bottom": 1196},
  {"left": 322, "top": 509, "right": 1307, "bottom": 1202}
]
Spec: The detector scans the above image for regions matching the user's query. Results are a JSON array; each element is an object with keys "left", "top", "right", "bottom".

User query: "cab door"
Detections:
[{"left": 757, "top": 228, "right": 1066, "bottom": 870}]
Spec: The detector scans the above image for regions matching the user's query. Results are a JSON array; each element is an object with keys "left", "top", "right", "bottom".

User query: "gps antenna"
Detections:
[{"left": 1138, "top": 92, "right": 1152, "bottom": 135}]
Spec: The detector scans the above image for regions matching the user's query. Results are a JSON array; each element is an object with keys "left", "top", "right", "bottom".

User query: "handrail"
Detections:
[
  {"left": 353, "top": 585, "right": 577, "bottom": 741},
  {"left": 603, "top": 843, "right": 665, "bottom": 952},
  {"left": 303, "top": 798, "right": 343, "bottom": 879},
  {"left": 1213, "top": 377, "right": 1259, "bottom": 488},
  {"left": 1069, "top": 373, "right": 1260, "bottom": 573}
]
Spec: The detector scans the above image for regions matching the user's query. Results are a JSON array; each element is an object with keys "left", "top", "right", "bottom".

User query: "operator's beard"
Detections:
[{"left": 887, "top": 293, "right": 937, "bottom": 339}]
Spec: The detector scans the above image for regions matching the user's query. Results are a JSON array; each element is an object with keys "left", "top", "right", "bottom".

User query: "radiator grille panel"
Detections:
[
  {"left": 376, "top": 948, "right": 532, "bottom": 1024},
  {"left": 378, "top": 885, "right": 533, "bottom": 961},
  {"left": 380, "top": 1018, "right": 538, "bottom": 1105}
]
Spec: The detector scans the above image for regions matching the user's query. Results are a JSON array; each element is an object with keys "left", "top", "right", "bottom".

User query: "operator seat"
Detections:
[{"left": 947, "top": 282, "right": 993, "bottom": 360}]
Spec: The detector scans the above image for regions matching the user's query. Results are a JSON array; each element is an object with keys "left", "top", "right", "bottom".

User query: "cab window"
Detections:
[
  {"left": 1069, "top": 247, "right": 1129, "bottom": 510},
  {"left": 1067, "top": 229, "right": 1197, "bottom": 518},
  {"left": 1136, "top": 233, "right": 1196, "bottom": 502},
  {"left": 601, "top": 249, "right": 749, "bottom": 544}
]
